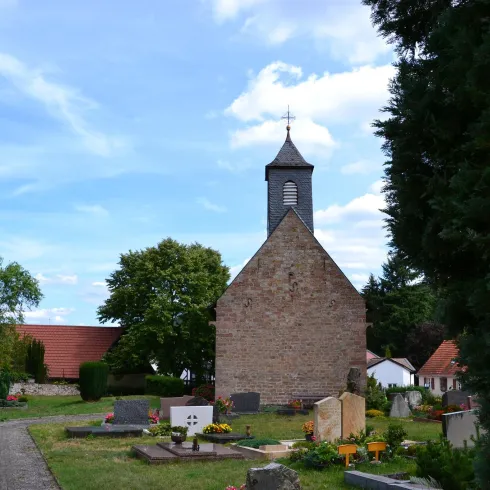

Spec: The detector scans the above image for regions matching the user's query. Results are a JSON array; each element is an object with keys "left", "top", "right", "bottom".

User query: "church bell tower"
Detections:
[{"left": 266, "top": 125, "right": 314, "bottom": 237}]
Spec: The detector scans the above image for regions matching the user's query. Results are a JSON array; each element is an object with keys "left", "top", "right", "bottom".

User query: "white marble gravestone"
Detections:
[{"left": 170, "top": 406, "right": 213, "bottom": 436}]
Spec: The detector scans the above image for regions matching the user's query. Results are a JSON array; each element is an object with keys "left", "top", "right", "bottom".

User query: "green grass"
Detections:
[
  {"left": 0, "top": 395, "right": 160, "bottom": 420},
  {"left": 29, "top": 413, "right": 423, "bottom": 490},
  {"left": 368, "top": 417, "right": 442, "bottom": 442}
]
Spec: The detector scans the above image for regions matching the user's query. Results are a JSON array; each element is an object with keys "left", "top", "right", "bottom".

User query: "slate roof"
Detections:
[
  {"left": 367, "top": 357, "right": 416, "bottom": 373},
  {"left": 265, "top": 129, "right": 313, "bottom": 180},
  {"left": 417, "top": 340, "right": 461, "bottom": 377},
  {"left": 16, "top": 324, "right": 122, "bottom": 378}
]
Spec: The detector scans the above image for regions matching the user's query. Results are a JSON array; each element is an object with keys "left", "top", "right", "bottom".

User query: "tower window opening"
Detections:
[{"left": 283, "top": 181, "right": 298, "bottom": 206}]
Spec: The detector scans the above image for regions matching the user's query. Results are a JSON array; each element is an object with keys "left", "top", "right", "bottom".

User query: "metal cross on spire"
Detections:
[{"left": 281, "top": 105, "right": 296, "bottom": 130}]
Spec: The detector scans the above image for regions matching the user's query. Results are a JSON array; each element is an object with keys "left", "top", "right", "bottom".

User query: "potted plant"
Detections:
[
  {"left": 288, "top": 399, "right": 302, "bottom": 410},
  {"left": 170, "top": 426, "right": 188, "bottom": 444},
  {"left": 302, "top": 420, "right": 316, "bottom": 442},
  {"left": 202, "top": 423, "right": 232, "bottom": 434},
  {"left": 214, "top": 396, "right": 234, "bottom": 414}
]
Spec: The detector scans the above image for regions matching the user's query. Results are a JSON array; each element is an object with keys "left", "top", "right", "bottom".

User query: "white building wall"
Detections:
[
  {"left": 368, "top": 361, "right": 413, "bottom": 389},
  {"left": 420, "top": 375, "right": 461, "bottom": 396}
]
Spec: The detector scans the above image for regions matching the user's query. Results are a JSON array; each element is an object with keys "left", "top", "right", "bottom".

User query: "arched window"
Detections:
[{"left": 283, "top": 181, "right": 298, "bottom": 206}]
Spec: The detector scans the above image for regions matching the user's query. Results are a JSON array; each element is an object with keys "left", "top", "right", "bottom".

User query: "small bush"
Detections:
[
  {"left": 79, "top": 361, "right": 109, "bottom": 402},
  {"left": 416, "top": 438, "right": 476, "bottom": 490},
  {"left": 385, "top": 422, "right": 408, "bottom": 450},
  {"left": 145, "top": 375, "right": 184, "bottom": 397},
  {"left": 366, "top": 409, "right": 384, "bottom": 418},
  {"left": 236, "top": 438, "right": 281, "bottom": 448},
  {"left": 365, "top": 383, "right": 387, "bottom": 411},
  {"left": 9, "top": 371, "right": 29, "bottom": 383},
  {"left": 17, "top": 395, "right": 28, "bottom": 403},
  {"left": 192, "top": 384, "right": 215, "bottom": 401},
  {"left": 0, "top": 371, "right": 10, "bottom": 400},
  {"left": 148, "top": 422, "right": 172, "bottom": 437}
]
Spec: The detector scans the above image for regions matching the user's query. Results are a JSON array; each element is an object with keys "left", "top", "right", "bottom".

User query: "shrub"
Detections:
[
  {"left": 385, "top": 422, "right": 408, "bottom": 450},
  {"left": 366, "top": 409, "right": 384, "bottom": 418},
  {"left": 145, "top": 375, "right": 184, "bottom": 397},
  {"left": 303, "top": 441, "right": 341, "bottom": 469},
  {"left": 366, "top": 383, "right": 388, "bottom": 411},
  {"left": 26, "top": 339, "right": 49, "bottom": 384},
  {"left": 9, "top": 371, "right": 29, "bottom": 383},
  {"left": 17, "top": 395, "right": 28, "bottom": 403},
  {"left": 237, "top": 438, "right": 280, "bottom": 448},
  {"left": 79, "top": 361, "right": 109, "bottom": 402},
  {"left": 0, "top": 370, "right": 10, "bottom": 400},
  {"left": 192, "top": 383, "right": 215, "bottom": 401},
  {"left": 383, "top": 400, "right": 393, "bottom": 415},
  {"left": 202, "top": 423, "right": 232, "bottom": 434},
  {"left": 148, "top": 422, "right": 172, "bottom": 437},
  {"left": 416, "top": 438, "right": 476, "bottom": 490}
]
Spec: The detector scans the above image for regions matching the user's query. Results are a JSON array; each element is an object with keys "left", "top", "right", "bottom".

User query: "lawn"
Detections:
[
  {"left": 0, "top": 395, "right": 160, "bottom": 421},
  {"left": 28, "top": 412, "right": 431, "bottom": 490},
  {"left": 368, "top": 416, "right": 442, "bottom": 442}
]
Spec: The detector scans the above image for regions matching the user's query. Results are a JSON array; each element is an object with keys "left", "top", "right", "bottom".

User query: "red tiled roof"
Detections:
[
  {"left": 366, "top": 350, "right": 379, "bottom": 361},
  {"left": 417, "top": 340, "right": 460, "bottom": 376},
  {"left": 16, "top": 324, "right": 122, "bottom": 378}
]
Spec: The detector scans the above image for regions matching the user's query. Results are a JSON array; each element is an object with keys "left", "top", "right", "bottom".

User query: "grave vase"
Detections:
[
  {"left": 171, "top": 432, "right": 187, "bottom": 444},
  {"left": 305, "top": 433, "right": 314, "bottom": 442}
]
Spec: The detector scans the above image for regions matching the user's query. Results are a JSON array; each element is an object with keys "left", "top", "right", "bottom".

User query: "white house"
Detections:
[
  {"left": 417, "top": 340, "right": 462, "bottom": 396},
  {"left": 367, "top": 357, "right": 416, "bottom": 389}
]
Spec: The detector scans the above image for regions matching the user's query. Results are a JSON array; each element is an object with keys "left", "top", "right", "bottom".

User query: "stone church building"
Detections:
[{"left": 214, "top": 127, "right": 366, "bottom": 405}]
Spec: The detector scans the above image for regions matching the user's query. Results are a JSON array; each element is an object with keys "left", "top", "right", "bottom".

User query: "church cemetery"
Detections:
[{"left": 28, "top": 407, "right": 441, "bottom": 490}]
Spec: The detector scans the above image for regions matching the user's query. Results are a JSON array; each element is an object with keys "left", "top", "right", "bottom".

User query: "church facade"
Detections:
[{"left": 214, "top": 128, "right": 366, "bottom": 404}]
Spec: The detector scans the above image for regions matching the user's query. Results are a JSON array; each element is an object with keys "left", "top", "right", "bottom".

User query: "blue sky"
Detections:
[{"left": 0, "top": 0, "right": 394, "bottom": 326}]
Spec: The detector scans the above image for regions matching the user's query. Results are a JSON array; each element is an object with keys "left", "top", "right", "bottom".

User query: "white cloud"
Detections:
[
  {"left": 225, "top": 61, "right": 393, "bottom": 156},
  {"left": 341, "top": 160, "right": 381, "bottom": 175},
  {"left": 91, "top": 281, "right": 106, "bottom": 287},
  {"left": 197, "top": 197, "right": 227, "bottom": 213},
  {"left": 350, "top": 273, "right": 370, "bottom": 289},
  {"left": 24, "top": 307, "right": 75, "bottom": 323},
  {"left": 208, "top": 0, "right": 391, "bottom": 63},
  {"left": 370, "top": 180, "right": 384, "bottom": 194},
  {"left": 0, "top": 53, "right": 124, "bottom": 156},
  {"left": 229, "top": 257, "right": 251, "bottom": 280},
  {"left": 35, "top": 273, "right": 78, "bottom": 285},
  {"left": 75, "top": 204, "right": 109, "bottom": 217},
  {"left": 314, "top": 193, "right": 385, "bottom": 225},
  {"left": 211, "top": 0, "right": 269, "bottom": 22}
]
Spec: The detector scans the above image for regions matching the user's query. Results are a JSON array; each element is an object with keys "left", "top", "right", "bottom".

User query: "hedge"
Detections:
[
  {"left": 79, "top": 362, "right": 109, "bottom": 402},
  {"left": 145, "top": 375, "right": 184, "bottom": 397}
]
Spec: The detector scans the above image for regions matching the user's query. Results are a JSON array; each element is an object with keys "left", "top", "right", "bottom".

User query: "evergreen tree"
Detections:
[
  {"left": 362, "top": 252, "right": 440, "bottom": 365},
  {"left": 364, "top": 0, "right": 490, "bottom": 484}
]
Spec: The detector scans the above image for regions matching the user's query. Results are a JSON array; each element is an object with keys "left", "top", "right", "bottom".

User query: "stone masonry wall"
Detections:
[
  {"left": 9, "top": 383, "right": 80, "bottom": 396},
  {"left": 215, "top": 210, "right": 366, "bottom": 405}
]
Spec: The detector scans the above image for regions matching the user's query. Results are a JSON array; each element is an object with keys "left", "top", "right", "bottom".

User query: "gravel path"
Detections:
[{"left": 0, "top": 414, "right": 104, "bottom": 490}]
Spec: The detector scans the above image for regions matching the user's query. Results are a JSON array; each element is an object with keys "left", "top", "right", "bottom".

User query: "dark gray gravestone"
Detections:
[
  {"left": 442, "top": 390, "right": 471, "bottom": 408},
  {"left": 185, "top": 396, "right": 210, "bottom": 406},
  {"left": 246, "top": 462, "right": 301, "bottom": 490},
  {"left": 113, "top": 399, "right": 149, "bottom": 425},
  {"left": 230, "top": 392, "right": 260, "bottom": 413}
]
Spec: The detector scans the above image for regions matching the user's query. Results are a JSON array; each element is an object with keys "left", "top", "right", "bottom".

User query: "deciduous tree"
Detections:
[{"left": 98, "top": 238, "right": 229, "bottom": 382}]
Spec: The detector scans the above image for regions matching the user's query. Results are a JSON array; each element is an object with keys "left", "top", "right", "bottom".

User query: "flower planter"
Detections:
[
  {"left": 305, "top": 433, "right": 314, "bottom": 442},
  {"left": 171, "top": 433, "right": 187, "bottom": 444}
]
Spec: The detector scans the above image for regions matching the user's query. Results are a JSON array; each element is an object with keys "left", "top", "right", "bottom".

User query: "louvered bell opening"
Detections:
[{"left": 283, "top": 181, "right": 298, "bottom": 206}]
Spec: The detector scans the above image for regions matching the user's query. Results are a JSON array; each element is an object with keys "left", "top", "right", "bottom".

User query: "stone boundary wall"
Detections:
[{"left": 9, "top": 382, "right": 80, "bottom": 396}]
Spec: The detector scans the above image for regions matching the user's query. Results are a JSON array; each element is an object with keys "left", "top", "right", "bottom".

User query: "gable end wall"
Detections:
[{"left": 214, "top": 210, "right": 366, "bottom": 404}]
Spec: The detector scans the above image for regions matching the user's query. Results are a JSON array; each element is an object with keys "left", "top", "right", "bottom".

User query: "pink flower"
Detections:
[
  {"left": 311, "top": 436, "right": 316, "bottom": 441},
  {"left": 6, "top": 395, "right": 18, "bottom": 401}
]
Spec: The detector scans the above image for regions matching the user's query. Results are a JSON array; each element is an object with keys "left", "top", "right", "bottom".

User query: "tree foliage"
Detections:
[
  {"left": 363, "top": 0, "right": 490, "bottom": 484},
  {"left": 98, "top": 238, "right": 229, "bottom": 381},
  {"left": 0, "top": 257, "right": 43, "bottom": 369},
  {"left": 362, "top": 252, "right": 442, "bottom": 367}
]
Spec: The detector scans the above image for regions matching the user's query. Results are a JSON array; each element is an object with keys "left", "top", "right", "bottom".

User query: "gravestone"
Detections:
[
  {"left": 185, "top": 396, "right": 210, "bottom": 406},
  {"left": 404, "top": 391, "right": 422, "bottom": 408},
  {"left": 160, "top": 395, "right": 193, "bottom": 419},
  {"left": 339, "top": 392, "right": 365, "bottom": 438},
  {"left": 346, "top": 367, "right": 362, "bottom": 396},
  {"left": 314, "top": 397, "right": 341, "bottom": 442},
  {"left": 230, "top": 392, "right": 260, "bottom": 413},
  {"left": 390, "top": 394, "right": 412, "bottom": 418},
  {"left": 170, "top": 406, "right": 213, "bottom": 436},
  {"left": 442, "top": 409, "right": 482, "bottom": 448},
  {"left": 113, "top": 399, "right": 149, "bottom": 425},
  {"left": 246, "top": 462, "right": 301, "bottom": 490},
  {"left": 442, "top": 390, "right": 471, "bottom": 408}
]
